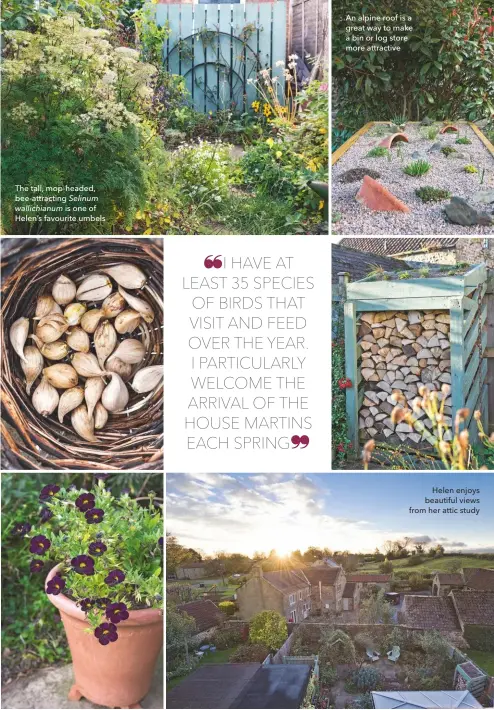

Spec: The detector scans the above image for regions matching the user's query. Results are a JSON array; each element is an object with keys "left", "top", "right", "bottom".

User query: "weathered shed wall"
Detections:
[
  {"left": 486, "top": 271, "right": 494, "bottom": 430},
  {"left": 288, "top": 0, "right": 328, "bottom": 71}
]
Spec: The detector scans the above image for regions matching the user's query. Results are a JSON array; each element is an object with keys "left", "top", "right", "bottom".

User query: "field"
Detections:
[
  {"left": 358, "top": 555, "right": 494, "bottom": 575},
  {"left": 466, "top": 650, "right": 494, "bottom": 676},
  {"left": 167, "top": 578, "right": 239, "bottom": 599}
]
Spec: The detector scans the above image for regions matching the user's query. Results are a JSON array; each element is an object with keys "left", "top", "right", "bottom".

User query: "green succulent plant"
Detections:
[
  {"left": 403, "top": 160, "right": 431, "bottom": 177},
  {"left": 464, "top": 164, "right": 478, "bottom": 173},
  {"left": 415, "top": 186, "right": 451, "bottom": 202},
  {"left": 366, "top": 146, "right": 390, "bottom": 158}
]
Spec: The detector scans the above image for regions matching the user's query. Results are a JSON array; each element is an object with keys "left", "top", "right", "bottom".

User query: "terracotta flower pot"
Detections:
[{"left": 45, "top": 564, "right": 163, "bottom": 709}]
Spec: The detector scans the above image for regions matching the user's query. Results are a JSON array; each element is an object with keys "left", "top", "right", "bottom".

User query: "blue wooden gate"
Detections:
[{"left": 155, "top": 2, "right": 286, "bottom": 114}]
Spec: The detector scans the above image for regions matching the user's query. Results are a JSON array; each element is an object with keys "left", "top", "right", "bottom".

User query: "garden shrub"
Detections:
[
  {"left": 463, "top": 625, "right": 494, "bottom": 652},
  {"left": 249, "top": 610, "right": 287, "bottom": 651},
  {"left": 345, "top": 667, "right": 382, "bottom": 693},
  {"left": 210, "top": 627, "right": 243, "bottom": 650},
  {"left": 320, "top": 665, "right": 338, "bottom": 687},
  {"left": 320, "top": 629, "right": 356, "bottom": 665},
  {"left": 1, "top": 15, "right": 169, "bottom": 234},
  {"left": 170, "top": 141, "right": 233, "bottom": 214},
  {"left": 218, "top": 601, "right": 236, "bottom": 617},
  {"left": 351, "top": 693, "right": 374, "bottom": 709},
  {"left": 229, "top": 643, "right": 270, "bottom": 662},
  {"left": 291, "top": 625, "right": 321, "bottom": 656},
  {"left": 382, "top": 627, "right": 408, "bottom": 654}
]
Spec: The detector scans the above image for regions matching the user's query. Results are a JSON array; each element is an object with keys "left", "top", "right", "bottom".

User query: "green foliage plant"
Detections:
[
  {"left": 319, "top": 665, "right": 338, "bottom": 687},
  {"left": 464, "top": 164, "right": 478, "bottom": 173},
  {"left": 420, "top": 126, "right": 439, "bottom": 140},
  {"left": 229, "top": 643, "right": 270, "bottom": 662},
  {"left": 346, "top": 667, "right": 381, "bottom": 693},
  {"left": 332, "top": 304, "right": 353, "bottom": 464},
  {"left": 456, "top": 137, "right": 472, "bottom": 145},
  {"left": 366, "top": 147, "right": 390, "bottom": 158},
  {"left": 249, "top": 610, "right": 287, "bottom": 651},
  {"left": 359, "top": 589, "right": 394, "bottom": 624},
  {"left": 415, "top": 187, "right": 451, "bottom": 202},
  {"left": 170, "top": 141, "right": 233, "bottom": 214},
  {"left": 403, "top": 160, "right": 431, "bottom": 176},
  {"left": 218, "top": 601, "right": 236, "bottom": 617},
  {"left": 441, "top": 146, "right": 457, "bottom": 157},
  {"left": 22, "top": 476, "right": 163, "bottom": 644},
  {"left": 398, "top": 271, "right": 411, "bottom": 279},
  {"left": 320, "top": 628, "right": 356, "bottom": 665},
  {"left": 210, "top": 627, "right": 243, "bottom": 650},
  {"left": 418, "top": 267, "right": 430, "bottom": 278}
]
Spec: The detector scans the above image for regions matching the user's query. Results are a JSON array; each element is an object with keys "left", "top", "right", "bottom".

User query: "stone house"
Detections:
[
  {"left": 347, "top": 573, "right": 392, "bottom": 592},
  {"left": 236, "top": 566, "right": 311, "bottom": 623},
  {"left": 432, "top": 568, "right": 494, "bottom": 596},
  {"left": 176, "top": 561, "right": 208, "bottom": 579},
  {"left": 177, "top": 599, "right": 225, "bottom": 642},
  {"left": 432, "top": 572, "right": 466, "bottom": 597},
  {"left": 302, "top": 566, "right": 347, "bottom": 613}
]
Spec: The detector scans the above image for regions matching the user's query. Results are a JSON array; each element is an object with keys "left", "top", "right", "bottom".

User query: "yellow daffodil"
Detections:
[
  {"left": 266, "top": 138, "right": 274, "bottom": 147},
  {"left": 275, "top": 150, "right": 282, "bottom": 158}
]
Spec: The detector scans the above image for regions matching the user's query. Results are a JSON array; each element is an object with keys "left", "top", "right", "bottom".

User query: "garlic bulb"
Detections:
[
  {"left": 71, "top": 352, "right": 108, "bottom": 377},
  {"left": 118, "top": 287, "right": 154, "bottom": 323},
  {"left": 10, "top": 317, "right": 29, "bottom": 362},
  {"left": 71, "top": 404, "right": 98, "bottom": 442},
  {"left": 32, "top": 376, "right": 59, "bottom": 417},
  {"left": 94, "top": 402, "right": 108, "bottom": 430},
  {"left": 36, "top": 313, "right": 68, "bottom": 344},
  {"left": 21, "top": 345, "right": 44, "bottom": 395},
  {"left": 85, "top": 377, "right": 105, "bottom": 420},
  {"left": 34, "top": 295, "right": 62, "bottom": 320},
  {"left": 105, "top": 355, "right": 132, "bottom": 381},
  {"left": 80, "top": 309, "right": 103, "bottom": 334},
  {"left": 43, "top": 364, "right": 79, "bottom": 389},
  {"left": 102, "top": 372, "right": 129, "bottom": 412},
  {"left": 30, "top": 335, "right": 69, "bottom": 361},
  {"left": 64, "top": 302, "right": 87, "bottom": 326},
  {"left": 94, "top": 320, "right": 117, "bottom": 369},
  {"left": 131, "top": 366, "right": 163, "bottom": 394},
  {"left": 101, "top": 292, "right": 126, "bottom": 319},
  {"left": 66, "top": 327, "right": 90, "bottom": 353},
  {"left": 58, "top": 386, "right": 84, "bottom": 423},
  {"left": 111, "top": 338, "right": 145, "bottom": 364},
  {"left": 76, "top": 274, "right": 112, "bottom": 302},
  {"left": 101, "top": 264, "right": 147, "bottom": 290},
  {"left": 114, "top": 309, "right": 141, "bottom": 335},
  {"left": 52, "top": 274, "right": 76, "bottom": 306}
]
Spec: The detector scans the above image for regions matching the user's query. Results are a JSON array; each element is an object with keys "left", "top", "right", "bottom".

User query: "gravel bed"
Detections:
[{"left": 332, "top": 123, "right": 494, "bottom": 235}]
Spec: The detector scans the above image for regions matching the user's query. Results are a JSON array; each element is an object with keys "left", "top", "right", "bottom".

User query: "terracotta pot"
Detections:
[{"left": 46, "top": 564, "right": 163, "bottom": 709}]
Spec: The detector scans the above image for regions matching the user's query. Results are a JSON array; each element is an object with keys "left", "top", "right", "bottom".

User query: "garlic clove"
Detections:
[
  {"left": 105, "top": 355, "right": 132, "bottom": 381},
  {"left": 71, "top": 404, "right": 98, "bottom": 442},
  {"left": 94, "top": 402, "right": 108, "bottom": 430},
  {"left": 85, "top": 377, "right": 105, "bottom": 420},
  {"left": 94, "top": 320, "right": 117, "bottom": 369},
  {"left": 36, "top": 313, "right": 68, "bottom": 344},
  {"left": 21, "top": 345, "right": 44, "bottom": 395},
  {"left": 76, "top": 274, "right": 112, "bottom": 302},
  {"left": 118, "top": 286, "right": 154, "bottom": 324},
  {"left": 80, "top": 309, "right": 103, "bottom": 334},
  {"left": 64, "top": 302, "right": 87, "bottom": 326},
  {"left": 30, "top": 335, "right": 70, "bottom": 361},
  {"left": 10, "top": 317, "right": 30, "bottom": 363},
  {"left": 32, "top": 376, "right": 59, "bottom": 417},
  {"left": 71, "top": 352, "right": 108, "bottom": 378},
  {"left": 101, "top": 292, "right": 126, "bottom": 319},
  {"left": 58, "top": 386, "right": 84, "bottom": 423},
  {"left": 43, "top": 364, "right": 79, "bottom": 389},
  {"left": 101, "top": 263, "right": 147, "bottom": 290},
  {"left": 52, "top": 274, "right": 77, "bottom": 306},
  {"left": 111, "top": 338, "right": 145, "bottom": 365},
  {"left": 66, "top": 327, "right": 90, "bottom": 353},
  {"left": 131, "top": 365, "right": 163, "bottom": 394},
  {"left": 114, "top": 309, "right": 141, "bottom": 335},
  {"left": 34, "top": 295, "right": 62, "bottom": 320},
  {"left": 102, "top": 372, "right": 129, "bottom": 412}
]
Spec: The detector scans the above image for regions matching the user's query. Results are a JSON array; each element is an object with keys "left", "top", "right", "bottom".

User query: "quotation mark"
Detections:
[
  {"left": 204, "top": 255, "right": 223, "bottom": 269},
  {"left": 291, "top": 435, "right": 309, "bottom": 449}
]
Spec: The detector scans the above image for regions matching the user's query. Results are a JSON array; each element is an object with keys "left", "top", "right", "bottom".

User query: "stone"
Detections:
[
  {"left": 417, "top": 349, "right": 433, "bottom": 358},
  {"left": 411, "top": 151, "right": 426, "bottom": 160},
  {"left": 429, "top": 142, "right": 443, "bottom": 153},
  {"left": 356, "top": 176, "right": 411, "bottom": 212},
  {"left": 421, "top": 116, "right": 434, "bottom": 126},
  {"left": 444, "top": 197, "right": 493, "bottom": 227},
  {"left": 472, "top": 189, "right": 494, "bottom": 205},
  {"left": 408, "top": 311, "right": 423, "bottom": 325},
  {"left": 339, "top": 168, "right": 381, "bottom": 183}
]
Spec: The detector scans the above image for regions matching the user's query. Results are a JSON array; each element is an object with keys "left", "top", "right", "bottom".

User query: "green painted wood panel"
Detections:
[
  {"left": 344, "top": 301, "right": 359, "bottom": 451},
  {"left": 463, "top": 316, "right": 479, "bottom": 364},
  {"left": 464, "top": 349, "right": 480, "bottom": 399},
  {"left": 450, "top": 296, "right": 465, "bottom": 427},
  {"left": 463, "top": 263, "right": 487, "bottom": 287},
  {"left": 347, "top": 277, "right": 464, "bottom": 301},
  {"left": 465, "top": 358, "right": 487, "bottom": 429},
  {"left": 461, "top": 296, "right": 476, "bottom": 311},
  {"left": 463, "top": 302, "right": 479, "bottom": 338},
  {"left": 352, "top": 297, "right": 456, "bottom": 312}
]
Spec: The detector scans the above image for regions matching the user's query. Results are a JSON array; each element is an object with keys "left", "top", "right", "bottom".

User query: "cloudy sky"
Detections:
[{"left": 166, "top": 473, "right": 494, "bottom": 557}]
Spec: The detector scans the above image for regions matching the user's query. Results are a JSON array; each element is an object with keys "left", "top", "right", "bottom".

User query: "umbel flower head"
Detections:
[
  {"left": 30, "top": 559, "right": 44, "bottom": 573},
  {"left": 95, "top": 622, "right": 118, "bottom": 646},
  {"left": 46, "top": 575, "right": 65, "bottom": 595},
  {"left": 76, "top": 492, "right": 95, "bottom": 512},
  {"left": 89, "top": 541, "right": 107, "bottom": 556},
  {"left": 106, "top": 602, "right": 129, "bottom": 624},
  {"left": 12, "top": 522, "right": 31, "bottom": 536},
  {"left": 39, "top": 484, "right": 60, "bottom": 502},
  {"left": 105, "top": 569, "right": 125, "bottom": 586},
  {"left": 30, "top": 535, "right": 51, "bottom": 555},
  {"left": 71, "top": 555, "right": 95, "bottom": 575},
  {"left": 85, "top": 508, "right": 104, "bottom": 524}
]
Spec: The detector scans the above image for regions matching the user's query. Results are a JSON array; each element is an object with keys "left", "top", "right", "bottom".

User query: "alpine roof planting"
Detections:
[
  {"left": 331, "top": 244, "right": 406, "bottom": 283},
  {"left": 339, "top": 238, "right": 459, "bottom": 256}
]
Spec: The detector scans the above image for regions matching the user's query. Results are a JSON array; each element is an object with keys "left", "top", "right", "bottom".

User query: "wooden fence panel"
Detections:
[
  {"left": 485, "top": 286, "right": 494, "bottom": 430},
  {"left": 289, "top": 0, "right": 328, "bottom": 67}
]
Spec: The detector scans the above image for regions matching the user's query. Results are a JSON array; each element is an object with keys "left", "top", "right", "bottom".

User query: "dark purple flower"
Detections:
[
  {"left": 39, "top": 484, "right": 60, "bottom": 502},
  {"left": 76, "top": 492, "right": 95, "bottom": 512},
  {"left": 71, "top": 555, "right": 95, "bottom": 575},
  {"left": 89, "top": 541, "right": 107, "bottom": 556},
  {"left": 30, "top": 535, "right": 51, "bottom": 555},
  {"left": 12, "top": 522, "right": 31, "bottom": 536},
  {"left": 95, "top": 597, "right": 112, "bottom": 610},
  {"left": 30, "top": 559, "right": 44, "bottom": 573},
  {"left": 46, "top": 575, "right": 65, "bottom": 595},
  {"left": 40, "top": 507, "right": 53, "bottom": 522},
  {"left": 158, "top": 537, "right": 163, "bottom": 548},
  {"left": 121, "top": 488, "right": 130, "bottom": 495},
  {"left": 85, "top": 508, "right": 104, "bottom": 524},
  {"left": 94, "top": 622, "right": 118, "bottom": 645},
  {"left": 105, "top": 569, "right": 125, "bottom": 586},
  {"left": 79, "top": 598, "right": 96, "bottom": 612},
  {"left": 105, "top": 602, "right": 129, "bottom": 624},
  {"left": 94, "top": 474, "right": 110, "bottom": 480}
]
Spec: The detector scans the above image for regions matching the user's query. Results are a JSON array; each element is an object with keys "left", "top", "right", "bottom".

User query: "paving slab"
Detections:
[{"left": 1, "top": 652, "right": 163, "bottom": 709}]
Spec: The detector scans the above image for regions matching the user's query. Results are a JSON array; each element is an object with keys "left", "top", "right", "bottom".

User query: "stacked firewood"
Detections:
[{"left": 358, "top": 310, "right": 452, "bottom": 444}]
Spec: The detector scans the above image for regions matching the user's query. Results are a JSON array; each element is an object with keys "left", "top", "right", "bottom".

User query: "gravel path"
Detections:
[{"left": 332, "top": 123, "right": 494, "bottom": 235}]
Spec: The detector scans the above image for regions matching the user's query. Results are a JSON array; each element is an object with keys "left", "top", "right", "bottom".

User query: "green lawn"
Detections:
[
  {"left": 467, "top": 649, "right": 494, "bottom": 676},
  {"left": 167, "top": 646, "right": 240, "bottom": 691},
  {"left": 358, "top": 556, "right": 494, "bottom": 575}
]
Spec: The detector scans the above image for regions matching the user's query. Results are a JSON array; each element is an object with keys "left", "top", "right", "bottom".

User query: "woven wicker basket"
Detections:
[{"left": 1, "top": 238, "right": 163, "bottom": 470}]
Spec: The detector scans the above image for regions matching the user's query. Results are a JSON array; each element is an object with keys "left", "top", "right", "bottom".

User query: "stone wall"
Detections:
[
  {"left": 358, "top": 309, "right": 452, "bottom": 445},
  {"left": 456, "top": 238, "right": 494, "bottom": 268}
]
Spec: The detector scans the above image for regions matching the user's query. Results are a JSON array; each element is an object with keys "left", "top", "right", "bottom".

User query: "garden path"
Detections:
[{"left": 1, "top": 652, "right": 163, "bottom": 709}]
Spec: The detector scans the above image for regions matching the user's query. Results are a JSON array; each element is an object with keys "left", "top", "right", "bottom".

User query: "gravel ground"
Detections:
[{"left": 332, "top": 123, "right": 494, "bottom": 235}]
